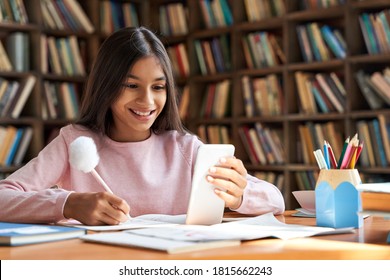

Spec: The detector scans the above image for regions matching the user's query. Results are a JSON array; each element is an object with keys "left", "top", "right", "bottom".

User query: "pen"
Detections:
[
  {"left": 337, "top": 136, "right": 350, "bottom": 169},
  {"left": 327, "top": 141, "right": 338, "bottom": 169},
  {"left": 348, "top": 146, "right": 358, "bottom": 169},
  {"left": 340, "top": 134, "right": 358, "bottom": 169},
  {"left": 90, "top": 169, "right": 132, "bottom": 219},
  {"left": 314, "top": 149, "right": 328, "bottom": 169},
  {"left": 355, "top": 141, "right": 364, "bottom": 164},
  {"left": 323, "top": 140, "right": 330, "bottom": 169}
]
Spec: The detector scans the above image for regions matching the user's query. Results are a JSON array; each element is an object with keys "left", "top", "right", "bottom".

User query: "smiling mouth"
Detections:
[{"left": 130, "top": 109, "right": 155, "bottom": 116}]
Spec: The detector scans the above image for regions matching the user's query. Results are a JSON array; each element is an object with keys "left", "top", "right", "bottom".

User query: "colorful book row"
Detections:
[
  {"left": 40, "top": 0, "right": 94, "bottom": 33},
  {"left": 294, "top": 71, "right": 346, "bottom": 114},
  {"left": 194, "top": 35, "right": 231, "bottom": 75},
  {"left": 359, "top": 10, "right": 390, "bottom": 55},
  {"left": 100, "top": 0, "right": 139, "bottom": 34},
  {"left": 41, "top": 35, "right": 86, "bottom": 76},
  {"left": 239, "top": 122, "right": 285, "bottom": 165},
  {"left": 0, "top": 75, "right": 36, "bottom": 119},
  {"left": 356, "top": 115, "right": 390, "bottom": 168},
  {"left": 197, "top": 124, "right": 231, "bottom": 145},
  {"left": 0, "top": 0, "right": 28, "bottom": 24},
  {"left": 244, "top": 0, "right": 285, "bottom": 22},
  {"left": 42, "top": 81, "right": 80, "bottom": 120},
  {"left": 0, "top": 32, "right": 30, "bottom": 72},
  {"left": 166, "top": 43, "right": 190, "bottom": 79},
  {"left": 199, "top": 79, "right": 231, "bottom": 119},
  {"left": 355, "top": 68, "right": 390, "bottom": 109},
  {"left": 0, "top": 125, "right": 33, "bottom": 167},
  {"left": 242, "top": 31, "right": 286, "bottom": 69},
  {"left": 159, "top": 2, "right": 188, "bottom": 36},
  {"left": 199, "top": 0, "right": 233, "bottom": 28},
  {"left": 296, "top": 23, "right": 346, "bottom": 62},
  {"left": 241, "top": 74, "right": 283, "bottom": 117},
  {"left": 298, "top": 121, "right": 344, "bottom": 165}
]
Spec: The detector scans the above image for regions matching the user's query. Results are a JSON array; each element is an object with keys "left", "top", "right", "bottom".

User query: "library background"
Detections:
[{"left": 1, "top": 0, "right": 390, "bottom": 209}]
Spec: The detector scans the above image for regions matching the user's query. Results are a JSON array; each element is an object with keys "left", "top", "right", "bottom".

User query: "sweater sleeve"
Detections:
[
  {"left": 233, "top": 174, "right": 285, "bottom": 215},
  {"left": 0, "top": 132, "right": 72, "bottom": 223}
]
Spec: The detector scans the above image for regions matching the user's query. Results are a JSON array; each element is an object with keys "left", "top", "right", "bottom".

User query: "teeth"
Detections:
[{"left": 133, "top": 110, "right": 151, "bottom": 116}]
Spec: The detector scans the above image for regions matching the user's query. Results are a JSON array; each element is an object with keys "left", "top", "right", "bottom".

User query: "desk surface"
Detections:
[{"left": 1, "top": 211, "right": 390, "bottom": 260}]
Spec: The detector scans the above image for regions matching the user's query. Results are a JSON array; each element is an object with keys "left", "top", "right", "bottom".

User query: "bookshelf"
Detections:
[
  {"left": 148, "top": 0, "right": 390, "bottom": 209},
  {"left": 2, "top": 0, "right": 390, "bottom": 209}
]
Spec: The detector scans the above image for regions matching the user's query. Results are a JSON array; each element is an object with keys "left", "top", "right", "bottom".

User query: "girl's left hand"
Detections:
[{"left": 206, "top": 156, "right": 248, "bottom": 209}]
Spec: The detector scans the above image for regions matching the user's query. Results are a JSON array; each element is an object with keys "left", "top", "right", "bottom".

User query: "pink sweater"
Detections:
[{"left": 0, "top": 125, "right": 285, "bottom": 223}]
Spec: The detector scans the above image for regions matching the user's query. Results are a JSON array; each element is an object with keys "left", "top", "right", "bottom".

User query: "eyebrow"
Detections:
[{"left": 126, "top": 74, "right": 166, "bottom": 81}]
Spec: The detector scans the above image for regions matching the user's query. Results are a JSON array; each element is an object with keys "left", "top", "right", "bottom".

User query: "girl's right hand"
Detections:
[{"left": 63, "top": 192, "right": 130, "bottom": 225}]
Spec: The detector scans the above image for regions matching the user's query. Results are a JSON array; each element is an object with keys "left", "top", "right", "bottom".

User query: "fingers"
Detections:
[
  {"left": 218, "top": 157, "right": 247, "bottom": 177},
  {"left": 64, "top": 192, "right": 130, "bottom": 226},
  {"left": 206, "top": 157, "right": 248, "bottom": 209},
  {"left": 208, "top": 157, "right": 247, "bottom": 190}
]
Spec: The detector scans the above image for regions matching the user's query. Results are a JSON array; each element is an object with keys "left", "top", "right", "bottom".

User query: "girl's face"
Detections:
[{"left": 110, "top": 56, "right": 167, "bottom": 142}]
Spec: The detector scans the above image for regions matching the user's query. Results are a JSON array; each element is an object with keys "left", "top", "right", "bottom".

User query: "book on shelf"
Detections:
[
  {"left": 355, "top": 70, "right": 386, "bottom": 109},
  {"left": 56, "top": 0, "right": 80, "bottom": 31},
  {"left": 320, "top": 25, "right": 346, "bottom": 59},
  {"left": 0, "top": 222, "right": 86, "bottom": 246},
  {"left": 296, "top": 25, "right": 314, "bottom": 62},
  {"left": 377, "top": 114, "right": 390, "bottom": 164},
  {"left": 0, "top": 41, "right": 13, "bottom": 71},
  {"left": 63, "top": 0, "right": 94, "bottom": 33},
  {"left": 178, "top": 85, "right": 190, "bottom": 120},
  {"left": 248, "top": 127, "right": 267, "bottom": 165},
  {"left": 241, "top": 75, "right": 255, "bottom": 117},
  {"left": 254, "top": 123, "right": 278, "bottom": 164},
  {"left": 243, "top": 0, "right": 285, "bottom": 22},
  {"left": 367, "top": 120, "right": 382, "bottom": 167},
  {"left": 0, "top": 81, "right": 20, "bottom": 117},
  {"left": 159, "top": 3, "right": 188, "bottom": 36},
  {"left": 295, "top": 71, "right": 316, "bottom": 114},
  {"left": 4, "top": 127, "right": 24, "bottom": 166},
  {"left": 238, "top": 126, "right": 259, "bottom": 165},
  {"left": 371, "top": 118, "right": 387, "bottom": 167},
  {"left": 12, "top": 126, "right": 33, "bottom": 166},
  {"left": 370, "top": 71, "right": 390, "bottom": 105},
  {"left": 359, "top": 12, "right": 379, "bottom": 55},
  {"left": 356, "top": 120, "right": 375, "bottom": 167},
  {"left": 315, "top": 73, "right": 344, "bottom": 113},
  {"left": 10, "top": 75, "right": 37, "bottom": 119},
  {"left": 6, "top": 32, "right": 29, "bottom": 72},
  {"left": 0, "top": 126, "right": 17, "bottom": 165},
  {"left": 46, "top": 36, "right": 63, "bottom": 74}
]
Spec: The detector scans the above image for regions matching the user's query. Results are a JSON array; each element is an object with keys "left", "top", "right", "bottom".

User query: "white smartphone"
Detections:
[{"left": 185, "top": 144, "right": 235, "bottom": 225}]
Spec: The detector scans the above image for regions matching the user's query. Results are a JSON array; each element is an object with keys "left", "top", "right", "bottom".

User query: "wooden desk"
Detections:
[{"left": 1, "top": 211, "right": 389, "bottom": 260}]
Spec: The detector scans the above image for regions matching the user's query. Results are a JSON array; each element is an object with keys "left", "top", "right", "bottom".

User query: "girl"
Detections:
[{"left": 0, "top": 27, "right": 284, "bottom": 225}]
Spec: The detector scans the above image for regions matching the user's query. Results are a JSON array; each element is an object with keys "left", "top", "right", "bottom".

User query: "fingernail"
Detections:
[
  {"left": 207, "top": 175, "right": 214, "bottom": 182},
  {"left": 209, "top": 167, "right": 217, "bottom": 173}
]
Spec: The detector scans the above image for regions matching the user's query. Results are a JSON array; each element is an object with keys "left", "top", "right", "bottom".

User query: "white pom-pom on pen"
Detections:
[
  {"left": 69, "top": 136, "right": 113, "bottom": 194},
  {"left": 69, "top": 136, "right": 131, "bottom": 219}
]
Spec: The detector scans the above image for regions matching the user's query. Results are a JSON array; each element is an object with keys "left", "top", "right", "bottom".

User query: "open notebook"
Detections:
[{"left": 79, "top": 212, "right": 355, "bottom": 254}]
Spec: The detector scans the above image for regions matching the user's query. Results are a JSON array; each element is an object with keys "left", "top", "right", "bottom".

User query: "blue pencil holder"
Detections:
[{"left": 315, "top": 169, "right": 363, "bottom": 229}]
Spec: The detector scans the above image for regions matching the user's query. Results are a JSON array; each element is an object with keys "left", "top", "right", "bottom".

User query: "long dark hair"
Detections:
[{"left": 76, "top": 26, "right": 185, "bottom": 136}]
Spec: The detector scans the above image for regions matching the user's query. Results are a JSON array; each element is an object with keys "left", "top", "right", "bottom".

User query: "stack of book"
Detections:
[{"left": 357, "top": 183, "right": 390, "bottom": 217}]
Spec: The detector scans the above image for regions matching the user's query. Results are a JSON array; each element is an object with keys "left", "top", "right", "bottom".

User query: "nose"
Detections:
[{"left": 136, "top": 88, "right": 154, "bottom": 105}]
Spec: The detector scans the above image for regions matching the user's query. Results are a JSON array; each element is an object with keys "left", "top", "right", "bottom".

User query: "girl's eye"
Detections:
[
  {"left": 153, "top": 85, "right": 166, "bottom": 91},
  {"left": 122, "top": 83, "right": 137, "bottom": 89}
]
